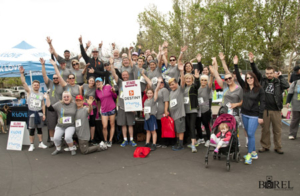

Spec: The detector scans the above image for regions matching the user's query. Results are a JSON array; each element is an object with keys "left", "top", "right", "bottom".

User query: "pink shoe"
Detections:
[
  {"left": 214, "top": 148, "right": 219, "bottom": 153},
  {"left": 210, "top": 139, "right": 216, "bottom": 144}
]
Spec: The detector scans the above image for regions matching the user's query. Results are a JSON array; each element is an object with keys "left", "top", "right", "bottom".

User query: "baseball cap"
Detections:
[
  {"left": 75, "top": 95, "right": 83, "bottom": 100},
  {"left": 132, "top": 52, "right": 138, "bottom": 56},
  {"left": 95, "top": 77, "right": 103, "bottom": 82}
]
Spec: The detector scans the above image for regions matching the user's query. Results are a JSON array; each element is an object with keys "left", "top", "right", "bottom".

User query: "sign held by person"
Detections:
[{"left": 123, "top": 80, "right": 142, "bottom": 112}]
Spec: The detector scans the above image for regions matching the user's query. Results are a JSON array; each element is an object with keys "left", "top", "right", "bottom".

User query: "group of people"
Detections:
[{"left": 19, "top": 36, "right": 296, "bottom": 165}]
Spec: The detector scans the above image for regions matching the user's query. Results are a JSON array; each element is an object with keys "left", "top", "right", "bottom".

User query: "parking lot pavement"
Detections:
[{"left": 0, "top": 123, "right": 299, "bottom": 196}]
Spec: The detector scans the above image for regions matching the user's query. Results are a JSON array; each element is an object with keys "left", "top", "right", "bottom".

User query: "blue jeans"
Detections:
[{"left": 242, "top": 114, "right": 258, "bottom": 153}]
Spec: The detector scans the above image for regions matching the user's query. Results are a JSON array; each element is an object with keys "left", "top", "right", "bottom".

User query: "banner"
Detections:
[
  {"left": 123, "top": 80, "right": 143, "bottom": 112},
  {"left": 25, "top": 74, "right": 53, "bottom": 94},
  {"left": 7, "top": 121, "right": 30, "bottom": 151}
]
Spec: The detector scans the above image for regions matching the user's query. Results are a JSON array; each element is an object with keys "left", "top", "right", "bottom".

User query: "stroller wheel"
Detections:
[
  {"left": 235, "top": 152, "right": 240, "bottom": 163},
  {"left": 213, "top": 155, "right": 216, "bottom": 159},
  {"left": 226, "top": 163, "right": 230, "bottom": 171},
  {"left": 218, "top": 155, "right": 221, "bottom": 160}
]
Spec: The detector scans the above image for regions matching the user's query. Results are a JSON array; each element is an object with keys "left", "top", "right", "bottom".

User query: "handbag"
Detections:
[{"left": 161, "top": 116, "right": 175, "bottom": 138}]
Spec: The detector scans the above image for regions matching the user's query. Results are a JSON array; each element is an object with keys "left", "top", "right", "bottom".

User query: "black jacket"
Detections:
[
  {"left": 250, "top": 62, "right": 289, "bottom": 110},
  {"left": 80, "top": 45, "right": 109, "bottom": 83},
  {"left": 234, "top": 64, "right": 265, "bottom": 118},
  {"left": 187, "top": 77, "right": 200, "bottom": 110}
]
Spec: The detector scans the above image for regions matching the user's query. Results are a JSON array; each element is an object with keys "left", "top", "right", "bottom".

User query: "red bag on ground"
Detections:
[
  {"left": 161, "top": 116, "right": 175, "bottom": 138},
  {"left": 133, "top": 147, "right": 151, "bottom": 158}
]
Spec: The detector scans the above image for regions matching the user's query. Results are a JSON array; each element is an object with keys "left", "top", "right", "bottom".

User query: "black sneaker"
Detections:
[
  {"left": 151, "top": 144, "right": 157, "bottom": 151},
  {"left": 145, "top": 143, "right": 151, "bottom": 147},
  {"left": 172, "top": 145, "right": 184, "bottom": 151},
  {"left": 48, "top": 142, "right": 55, "bottom": 148}
]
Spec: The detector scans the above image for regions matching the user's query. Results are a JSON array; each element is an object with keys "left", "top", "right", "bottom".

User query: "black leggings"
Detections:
[
  {"left": 196, "top": 110, "right": 211, "bottom": 140},
  {"left": 29, "top": 128, "right": 42, "bottom": 136},
  {"left": 186, "top": 113, "right": 197, "bottom": 139},
  {"left": 89, "top": 108, "right": 97, "bottom": 127}
]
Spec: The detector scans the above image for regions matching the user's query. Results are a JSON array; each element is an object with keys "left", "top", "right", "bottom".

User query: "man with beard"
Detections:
[{"left": 41, "top": 58, "right": 64, "bottom": 148}]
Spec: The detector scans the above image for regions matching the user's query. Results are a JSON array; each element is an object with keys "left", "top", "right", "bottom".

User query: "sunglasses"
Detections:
[
  {"left": 92, "top": 51, "right": 98, "bottom": 53},
  {"left": 170, "top": 59, "right": 176, "bottom": 62},
  {"left": 246, "top": 77, "right": 253, "bottom": 80},
  {"left": 72, "top": 63, "right": 79, "bottom": 66},
  {"left": 53, "top": 77, "right": 58, "bottom": 79},
  {"left": 69, "top": 77, "right": 75, "bottom": 79},
  {"left": 224, "top": 77, "right": 232, "bottom": 81}
]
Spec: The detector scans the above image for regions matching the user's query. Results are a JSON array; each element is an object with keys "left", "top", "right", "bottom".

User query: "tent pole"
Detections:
[{"left": 30, "top": 71, "right": 33, "bottom": 85}]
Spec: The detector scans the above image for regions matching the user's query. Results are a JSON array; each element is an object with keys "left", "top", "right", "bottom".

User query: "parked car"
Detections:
[
  {"left": 0, "top": 89, "right": 17, "bottom": 97},
  {"left": 0, "top": 96, "right": 18, "bottom": 108},
  {"left": 10, "top": 86, "right": 26, "bottom": 98}
]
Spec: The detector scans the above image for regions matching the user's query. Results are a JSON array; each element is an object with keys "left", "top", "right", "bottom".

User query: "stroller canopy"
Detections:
[{"left": 212, "top": 114, "right": 236, "bottom": 131}]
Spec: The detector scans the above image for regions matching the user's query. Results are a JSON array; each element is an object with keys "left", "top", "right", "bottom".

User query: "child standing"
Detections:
[
  {"left": 144, "top": 80, "right": 160, "bottom": 151},
  {"left": 210, "top": 123, "right": 232, "bottom": 153}
]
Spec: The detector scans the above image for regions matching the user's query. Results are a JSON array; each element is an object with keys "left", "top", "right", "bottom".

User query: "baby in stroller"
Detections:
[{"left": 210, "top": 123, "right": 232, "bottom": 153}]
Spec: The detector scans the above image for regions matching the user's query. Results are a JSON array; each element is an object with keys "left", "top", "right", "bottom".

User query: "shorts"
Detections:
[
  {"left": 144, "top": 115, "right": 157, "bottom": 131},
  {"left": 28, "top": 113, "right": 44, "bottom": 129},
  {"left": 89, "top": 108, "right": 97, "bottom": 127},
  {"left": 102, "top": 109, "right": 116, "bottom": 116},
  {"left": 47, "top": 108, "right": 58, "bottom": 130},
  {"left": 174, "top": 117, "right": 186, "bottom": 133},
  {"left": 117, "top": 108, "right": 135, "bottom": 126}
]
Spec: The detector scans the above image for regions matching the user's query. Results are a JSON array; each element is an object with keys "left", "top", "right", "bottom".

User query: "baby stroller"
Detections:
[{"left": 204, "top": 113, "right": 240, "bottom": 171}]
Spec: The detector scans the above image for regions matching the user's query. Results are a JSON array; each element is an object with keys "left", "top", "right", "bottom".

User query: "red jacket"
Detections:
[{"left": 216, "top": 131, "right": 232, "bottom": 141}]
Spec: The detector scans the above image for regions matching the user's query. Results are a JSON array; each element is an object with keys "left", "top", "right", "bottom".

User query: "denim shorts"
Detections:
[{"left": 101, "top": 109, "right": 116, "bottom": 116}]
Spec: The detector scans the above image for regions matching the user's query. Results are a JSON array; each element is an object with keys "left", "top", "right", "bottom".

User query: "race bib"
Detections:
[
  {"left": 184, "top": 97, "right": 189, "bottom": 104},
  {"left": 144, "top": 107, "right": 151, "bottom": 114},
  {"left": 62, "top": 117, "right": 72, "bottom": 124},
  {"left": 151, "top": 77, "right": 158, "bottom": 85},
  {"left": 198, "top": 97, "right": 204, "bottom": 104},
  {"left": 170, "top": 99, "right": 177, "bottom": 108},
  {"left": 32, "top": 100, "right": 41, "bottom": 107},
  {"left": 75, "top": 119, "right": 81, "bottom": 127},
  {"left": 120, "top": 92, "right": 124, "bottom": 99},
  {"left": 140, "top": 76, "right": 146, "bottom": 83},
  {"left": 164, "top": 75, "right": 171, "bottom": 83},
  {"left": 113, "top": 79, "right": 117, "bottom": 86}
]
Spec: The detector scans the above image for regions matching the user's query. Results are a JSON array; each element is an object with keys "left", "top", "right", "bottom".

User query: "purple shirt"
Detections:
[{"left": 95, "top": 85, "right": 117, "bottom": 113}]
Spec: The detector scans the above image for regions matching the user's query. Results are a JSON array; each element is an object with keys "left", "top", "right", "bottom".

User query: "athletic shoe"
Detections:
[
  {"left": 172, "top": 145, "right": 184, "bottom": 151},
  {"left": 197, "top": 139, "right": 205, "bottom": 145},
  {"left": 289, "top": 136, "right": 295, "bottom": 140},
  {"left": 244, "top": 154, "right": 252, "bottom": 164},
  {"left": 205, "top": 140, "right": 210, "bottom": 147},
  {"left": 156, "top": 144, "right": 162, "bottom": 148},
  {"left": 130, "top": 140, "right": 137, "bottom": 147},
  {"left": 145, "top": 143, "right": 150, "bottom": 147},
  {"left": 151, "top": 144, "right": 156, "bottom": 151},
  {"left": 191, "top": 147, "right": 197, "bottom": 153},
  {"left": 107, "top": 141, "right": 112, "bottom": 148},
  {"left": 251, "top": 152, "right": 258, "bottom": 159},
  {"left": 48, "top": 142, "right": 55, "bottom": 148},
  {"left": 28, "top": 144, "right": 35, "bottom": 152},
  {"left": 209, "top": 139, "right": 216, "bottom": 145},
  {"left": 258, "top": 148, "right": 269, "bottom": 153},
  {"left": 187, "top": 142, "right": 199, "bottom": 148},
  {"left": 214, "top": 148, "right": 219, "bottom": 153},
  {"left": 91, "top": 139, "right": 97, "bottom": 146},
  {"left": 100, "top": 141, "right": 108, "bottom": 149},
  {"left": 120, "top": 140, "right": 129, "bottom": 147},
  {"left": 64, "top": 147, "right": 70, "bottom": 152},
  {"left": 51, "top": 149, "right": 60, "bottom": 155},
  {"left": 161, "top": 145, "right": 167, "bottom": 148},
  {"left": 38, "top": 142, "right": 48, "bottom": 149},
  {"left": 274, "top": 149, "right": 284, "bottom": 154}
]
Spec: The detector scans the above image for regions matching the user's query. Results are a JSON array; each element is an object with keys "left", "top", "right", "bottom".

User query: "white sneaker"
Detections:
[
  {"left": 64, "top": 147, "right": 70, "bottom": 151},
  {"left": 100, "top": 141, "right": 107, "bottom": 150},
  {"left": 205, "top": 140, "right": 210, "bottom": 147},
  {"left": 38, "top": 142, "right": 48, "bottom": 149},
  {"left": 198, "top": 139, "right": 205, "bottom": 144},
  {"left": 28, "top": 144, "right": 35, "bottom": 151},
  {"left": 289, "top": 136, "right": 295, "bottom": 140}
]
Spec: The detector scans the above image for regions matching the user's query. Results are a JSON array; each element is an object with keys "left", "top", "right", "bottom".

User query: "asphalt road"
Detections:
[{"left": 0, "top": 123, "right": 299, "bottom": 196}]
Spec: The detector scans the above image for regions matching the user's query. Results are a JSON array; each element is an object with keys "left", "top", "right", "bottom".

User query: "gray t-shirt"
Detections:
[
  {"left": 57, "top": 55, "right": 79, "bottom": 70},
  {"left": 27, "top": 90, "right": 44, "bottom": 111},
  {"left": 133, "top": 65, "right": 147, "bottom": 92},
  {"left": 184, "top": 86, "right": 198, "bottom": 114},
  {"left": 46, "top": 80, "right": 63, "bottom": 105},
  {"left": 72, "top": 69, "right": 84, "bottom": 84},
  {"left": 288, "top": 80, "right": 300, "bottom": 111},
  {"left": 75, "top": 107, "right": 90, "bottom": 140},
  {"left": 120, "top": 65, "right": 135, "bottom": 80},
  {"left": 82, "top": 84, "right": 96, "bottom": 100},
  {"left": 113, "top": 57, "right": 123, "bottom": 71},
  {"left": 198, "top": 85, "right": 212, "bottom": 113},
  {"left": 147, "top": 67, "right": 162, "bottom": 85},
  {"left": 222, "top": 83, "right": 243, "bottom": 116},
  {"left": 117, "top": 79, "right": 125, "bottom": 109},
  {"left": 144, "top": 98, "right": 157, "bottom": 120},
  {"left": 156, "top": 88, "right": 169, "bottom": 119},
  {"left": 58, "top": 67, "right": 72, "bottom": 82},
  {"left": 53, "top": 102, "right": 77, "bottom": 128},
  {"left": 169, "top": 85, "right": 185, "bottom": 120},
  {"left": 63, "top": 84, "right": 80, "bottom": 101},
  {"left": 163, "top": 64, "right": 180, "bottom": 83}
]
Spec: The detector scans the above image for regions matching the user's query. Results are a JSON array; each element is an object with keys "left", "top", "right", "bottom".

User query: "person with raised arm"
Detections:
[
  {"left": 98, "top": 42, "right": 123, "bottom": 71},
  {"left": 120, "top": 46, "right": 136, "bottom": 80},
  {"left": 19, "top": 66, "right": 47, "bottom": 151},
  {"left": 249, "top": 52, "right": 289, "bottom": 154},
  {"left": 46, "top": 37, "right": 81, "bottom": 70},
  {"left": 41, "top": 58, "right": 63, "bottom": 148},
  {"left": 79, "top": 35, "right": 108, "bottom": 82},
  {"left": 71, "top": 59, "right": 88, "bottom": 86},
  {"left": 50, "top": 59, "right": 81, "bottom": 100},
  {"left": 111, "top": 62, "right": 137, "bottom": 147},
  {"left": 234, "top": 55, "right": 265, "bottom": 164}
]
